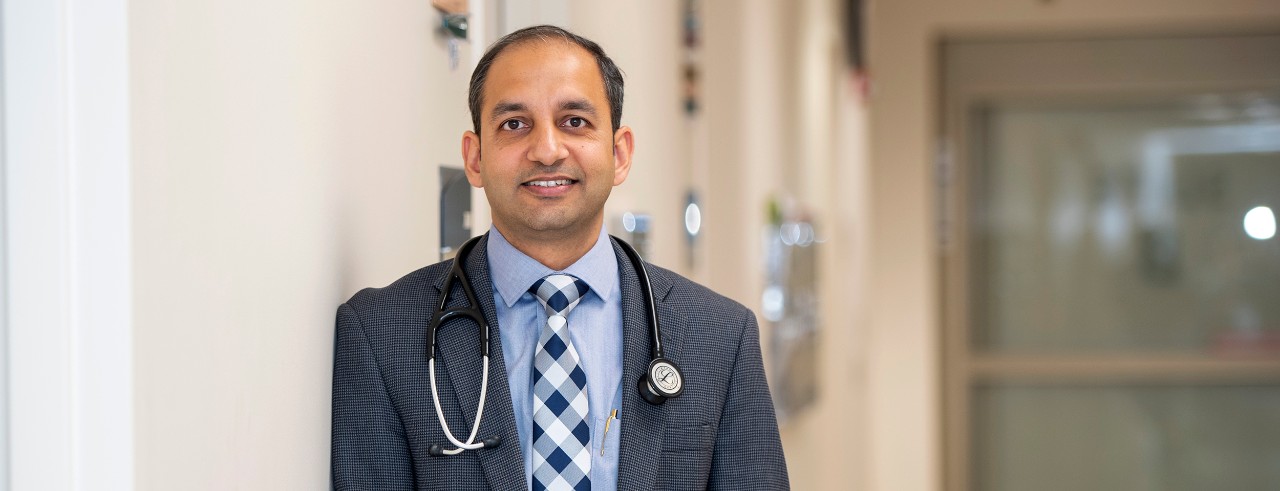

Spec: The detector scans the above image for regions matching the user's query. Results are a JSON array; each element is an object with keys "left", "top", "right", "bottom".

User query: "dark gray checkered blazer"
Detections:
[{"left": 332, "top": 236, "right": 790, "bottom": 490}]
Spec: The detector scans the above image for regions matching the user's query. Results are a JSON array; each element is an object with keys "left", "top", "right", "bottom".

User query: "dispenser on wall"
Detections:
[
  {"left": 432, "top": 0, "right": 469, "bottom": 70},
  {"left": 440, "top": 166, "right": 472, "bottom": 260}
]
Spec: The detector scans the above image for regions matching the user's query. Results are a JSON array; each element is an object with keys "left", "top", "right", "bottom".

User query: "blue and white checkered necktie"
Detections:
[{"left": 529, "top": 274, "right": 592, "bottom": 491}]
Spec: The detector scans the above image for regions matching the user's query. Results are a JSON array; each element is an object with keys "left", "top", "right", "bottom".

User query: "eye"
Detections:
[
  {"left": 564, "top": 117, "right": 586, "bottom": 128},
  {"left": 501, "top": 119, "right": 527, "bottom": 131}
]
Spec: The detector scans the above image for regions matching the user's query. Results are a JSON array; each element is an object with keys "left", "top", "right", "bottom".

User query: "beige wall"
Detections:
[
  {"left": 696, "top": 1, "right": 869, "bottom": 489},
  {"left": 866, "top": 2, "right": 1280, "bottom": 491},
  {"left": 130, "top": 1, "right": 472, "bottom": 488},
  {"left": 569, "top": 0, "right": 687, "bottom": 269}
]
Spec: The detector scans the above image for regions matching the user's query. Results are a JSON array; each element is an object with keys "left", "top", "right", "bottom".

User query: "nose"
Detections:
[{"left": 527, "top": 124, "right": 569, "bottom": 165}]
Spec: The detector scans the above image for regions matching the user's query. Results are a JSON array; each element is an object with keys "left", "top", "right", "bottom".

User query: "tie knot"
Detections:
[{"left": 529, "top": 274, "right": 590, "bottom": 317}]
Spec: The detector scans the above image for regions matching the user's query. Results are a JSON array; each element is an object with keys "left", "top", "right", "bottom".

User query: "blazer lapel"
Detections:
[
  {"left": 433, "top": 236, "right": 527, "bottom": 490},
  {"left": 613, "top": 239, "right": 686, "bottom": 491}
]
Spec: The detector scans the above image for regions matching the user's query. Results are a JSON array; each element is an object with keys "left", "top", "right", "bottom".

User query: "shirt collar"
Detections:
[{"left": 486, "top": 225, "right": 619, "bottom": 308}]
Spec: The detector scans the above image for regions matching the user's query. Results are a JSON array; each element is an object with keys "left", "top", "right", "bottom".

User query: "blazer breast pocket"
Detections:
[
  {"left": 657, "top": 423, "right": 716, "bottom": 490},
  {"left": 661, "top": 422, "right": 715, "bottom": 452}
]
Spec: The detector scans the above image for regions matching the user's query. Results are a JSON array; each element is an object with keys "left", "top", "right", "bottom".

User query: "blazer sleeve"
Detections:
[
  {"left": 707, "top": 310, "right": 791, "bottom": 490},
  {"left": 331, "top": 302, "right": 415, "bottom": 490}
]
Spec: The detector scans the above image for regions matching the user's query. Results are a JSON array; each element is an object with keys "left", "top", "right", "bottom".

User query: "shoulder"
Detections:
[
  {"left": 646, "top": 263, "right": 755, "bottom": 327},
  {"left": 341, "top": 260, "right": 455, "bottom": 322}
]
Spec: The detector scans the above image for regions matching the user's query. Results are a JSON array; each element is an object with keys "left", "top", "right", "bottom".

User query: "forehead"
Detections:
[{"left": 482, "top": 40, "right": 608, "bottom": 111}]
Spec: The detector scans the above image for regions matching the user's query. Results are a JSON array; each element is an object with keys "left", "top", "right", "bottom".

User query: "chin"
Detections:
[{"left": 522, "top": 211, "right": 592, "bottom": 235}]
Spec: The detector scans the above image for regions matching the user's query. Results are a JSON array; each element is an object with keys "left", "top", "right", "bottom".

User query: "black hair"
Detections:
[{"left": 468, "top": 25, "right": 624, "bottom": 135}]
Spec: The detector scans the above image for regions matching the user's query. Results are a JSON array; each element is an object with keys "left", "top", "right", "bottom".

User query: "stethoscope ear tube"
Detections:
[
  {"left": 428, "top": 355, "right": 492, "bottom": 455},
  {"left": 427, "top": 235, "right": 497, "bottom": 456},
  {"left": 428, "top": 435, "right": 502, "bottom": 456}
]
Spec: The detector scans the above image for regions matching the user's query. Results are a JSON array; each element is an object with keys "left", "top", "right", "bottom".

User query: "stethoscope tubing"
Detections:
[
  {"left": 426, "top": 234, "right": 680, "bottom": 456},
  {"left": 428, "top": 355, "right": 490, "bottom": 454}
]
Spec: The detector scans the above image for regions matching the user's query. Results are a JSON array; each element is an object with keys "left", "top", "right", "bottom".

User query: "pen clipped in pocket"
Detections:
[{"left": 595, "top": 410, "right": 622, "bottom": 458}]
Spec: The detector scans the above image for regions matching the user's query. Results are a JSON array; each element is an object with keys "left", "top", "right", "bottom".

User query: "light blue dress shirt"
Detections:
[{"left": 486, "top": 226, "right": 624, "bottom": 491}]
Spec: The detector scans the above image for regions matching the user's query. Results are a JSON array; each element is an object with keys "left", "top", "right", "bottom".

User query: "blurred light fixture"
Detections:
[
  {"left": 761, "top": 286, "right": 785, "bottom": 322},
  {"left": 797, "top": 222, "right": 814, "bottom": 247},
  {"left": 623, "top": 211, "right": 637, "bottom": 233},
  {"left": 684, "top": 202, "right": 701, "bottom": 236},
  {"left": 1244, "top": 206, "right": 1276, "bottom": 240}
]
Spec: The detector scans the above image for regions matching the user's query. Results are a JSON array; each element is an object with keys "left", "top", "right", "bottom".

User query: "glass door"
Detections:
[{"left": 942, "top": 33, "right": 1280, "bottom": 491}]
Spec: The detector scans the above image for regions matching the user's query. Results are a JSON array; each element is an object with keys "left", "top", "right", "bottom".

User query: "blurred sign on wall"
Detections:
[{"left": 764, "top": 199, "right": 821, "bottom": 421}]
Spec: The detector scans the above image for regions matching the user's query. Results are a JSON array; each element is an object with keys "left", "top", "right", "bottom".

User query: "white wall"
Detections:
[{"left": 129, "top": 1, "right": 472, "bottom": 488}]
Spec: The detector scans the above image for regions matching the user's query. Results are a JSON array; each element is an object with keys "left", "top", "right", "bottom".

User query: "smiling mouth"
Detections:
[{"left": 524, "top": 179, "right": 577, "bottom": 187}]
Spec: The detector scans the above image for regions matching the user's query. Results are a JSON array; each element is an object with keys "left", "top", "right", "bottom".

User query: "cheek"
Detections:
[
  {"left": 482, "top": 146, "right": 525, "bottom": 172},
  {"left": 572, "top": 143, "right": 613, "bottom": 162}
]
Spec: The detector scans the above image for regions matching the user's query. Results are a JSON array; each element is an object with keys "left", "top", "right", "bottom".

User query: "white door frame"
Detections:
[{"left": 3, "top": 0, "right": 132, "bottom": 489}]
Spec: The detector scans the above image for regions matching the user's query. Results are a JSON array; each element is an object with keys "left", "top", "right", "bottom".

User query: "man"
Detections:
[{"left": 332, "top": 25, "right": 789, "bottom": 490}]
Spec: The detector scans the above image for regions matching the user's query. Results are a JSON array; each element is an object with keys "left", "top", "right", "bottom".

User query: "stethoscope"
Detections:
[{"left": 426, "top": 234, "right": 685, "bottom": 456}]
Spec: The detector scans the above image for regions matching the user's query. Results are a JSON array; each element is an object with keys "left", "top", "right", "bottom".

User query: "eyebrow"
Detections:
[
  {"left": 487, "top": 99, "right": 600, "bottom": 124},
  {"left": 488, "top": 101, "right": 527, "bottom": 123},
  {"left": 560, "top": 99, "right": 599, "bottom": 117}
]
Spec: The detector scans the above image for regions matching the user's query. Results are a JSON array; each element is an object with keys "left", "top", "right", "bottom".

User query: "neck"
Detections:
[{"left": 495, "top": 221, "right": 601, "bottom": 271}]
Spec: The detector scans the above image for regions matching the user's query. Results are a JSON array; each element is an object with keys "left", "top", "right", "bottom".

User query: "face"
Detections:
[{"left": 462, "top": 41, "right": 633, "bottom": 245}]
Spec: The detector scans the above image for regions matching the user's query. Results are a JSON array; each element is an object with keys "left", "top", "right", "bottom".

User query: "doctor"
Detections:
[{"left": 331, "top": 25, "right": 789, "bottom": 490}]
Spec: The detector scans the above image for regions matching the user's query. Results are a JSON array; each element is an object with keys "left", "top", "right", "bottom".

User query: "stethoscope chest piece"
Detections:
[{"left": 638, "top": 357, "right": 684, "bottom": 405}]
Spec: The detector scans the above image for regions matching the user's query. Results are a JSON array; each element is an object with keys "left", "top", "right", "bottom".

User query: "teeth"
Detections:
[{"left": 527, "top": 180, "right": 573, "bottom": 187}]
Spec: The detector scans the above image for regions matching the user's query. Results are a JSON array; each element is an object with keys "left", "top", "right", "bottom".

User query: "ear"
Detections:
[
  {"left": 461, "top": 130, "right": 484, "bottom": 188},
  {"left": 611, "top": 125, "right": 634, "bottom": 186}
]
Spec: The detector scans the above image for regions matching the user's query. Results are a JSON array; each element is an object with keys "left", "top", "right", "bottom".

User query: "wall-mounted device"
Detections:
[
  {"left": 432, "top": 0, "right": 469, "bottom": 70},
  {"left": 440, "top": 166, "right": 472, "bottom": 260}
]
